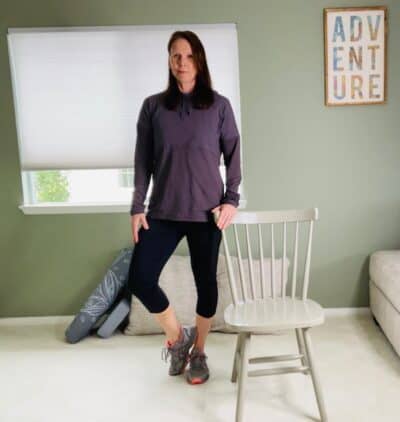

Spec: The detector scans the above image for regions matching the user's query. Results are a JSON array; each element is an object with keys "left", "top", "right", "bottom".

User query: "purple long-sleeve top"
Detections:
[{"left": 130, "top": 89, "right": 242, "bottom": 222}]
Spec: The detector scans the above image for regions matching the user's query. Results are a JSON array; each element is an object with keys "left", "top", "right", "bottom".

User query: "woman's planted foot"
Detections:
[{"left": 185, "top": 347, "right": 209, "bottom": 385}]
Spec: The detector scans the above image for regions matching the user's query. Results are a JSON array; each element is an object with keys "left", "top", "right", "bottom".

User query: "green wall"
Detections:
[{"left": 1, "top": 0, "right": 399, "bottom": 317}]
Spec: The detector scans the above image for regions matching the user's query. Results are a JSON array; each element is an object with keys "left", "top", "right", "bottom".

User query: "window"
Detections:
[
  {"left": 21, "top": 165, "right": 244, "bottom": 213},
  {"left": 8, "top": 24, "right": 245, "bottom": 214},
  {"left": 23, "top": 169, "right": 135, "bottom": 204},
  {"left": 118, "top": 168, "right": 134, "bottom": 189}
]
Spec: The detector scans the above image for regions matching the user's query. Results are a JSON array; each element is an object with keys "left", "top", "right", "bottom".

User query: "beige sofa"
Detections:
[{"left": 369, "top": 250, "right": 400, "bottom": 358}]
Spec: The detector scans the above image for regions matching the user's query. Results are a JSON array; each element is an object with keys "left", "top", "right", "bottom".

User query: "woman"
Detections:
[{"left": 126, "top": 30, "right": 241, "bottom": 385}]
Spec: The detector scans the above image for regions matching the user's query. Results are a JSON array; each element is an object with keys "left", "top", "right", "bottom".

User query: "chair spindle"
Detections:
[
  {"left": 258, "top": 224, "right": 266, "bottom": 299},
  {"left": 291, "top": 221, "right": 299, "bottom": 299},
  {"left": 281, "top": 222, "right": 287, "bottom": 298},
  {"left": 233, "top": 225, "right": 247, "bottom": 302},
  {"left": 271, "top": 223, "right": 275, "bottom": 299},
  {"left": 245, "top": 224, "right": 256, "bottom": 300},
  {"left": 302, "top": 220, "right": 314, "bottom": 300}
]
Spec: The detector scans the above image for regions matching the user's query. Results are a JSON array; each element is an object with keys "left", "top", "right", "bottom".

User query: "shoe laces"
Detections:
[
  {"left": 161, "top": 339, "right": 188, "bottom": 364},
  {"left": 190, "top": 350, "right": 208, "bottom": 370},
  {"left": 161, "top": 345, "right": 171, "bottom": 363}
]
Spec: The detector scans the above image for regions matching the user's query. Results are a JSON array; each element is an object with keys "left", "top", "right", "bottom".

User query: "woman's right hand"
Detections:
[{"left": 131, "top": 213, "right": 150, "bottom": 244}]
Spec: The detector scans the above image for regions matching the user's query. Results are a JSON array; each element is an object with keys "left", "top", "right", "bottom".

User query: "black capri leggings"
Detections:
[{"left": 125, "top": 214, "right": 222, "bottom": 318}]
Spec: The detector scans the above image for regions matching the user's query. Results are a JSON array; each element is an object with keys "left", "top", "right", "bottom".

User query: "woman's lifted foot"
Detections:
[{"left": 161, "top": 326, "right": 197, "bottom": 376}]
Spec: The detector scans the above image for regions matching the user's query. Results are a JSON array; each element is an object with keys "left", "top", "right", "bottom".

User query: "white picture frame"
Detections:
[{"left": 324, "top": 6, "right": 387, "bottom": 106}]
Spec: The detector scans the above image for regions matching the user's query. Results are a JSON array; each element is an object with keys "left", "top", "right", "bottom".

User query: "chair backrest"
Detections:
[{"left": 217, "top": 208, "right": 319, "bottom": 305}]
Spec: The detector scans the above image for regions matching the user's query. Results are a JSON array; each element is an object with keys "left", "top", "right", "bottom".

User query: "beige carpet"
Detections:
[{"left": 0, "top": 309, "right": 399, "bottom": 421}]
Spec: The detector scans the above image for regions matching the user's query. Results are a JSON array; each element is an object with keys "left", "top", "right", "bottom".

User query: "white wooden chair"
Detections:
[{"left": 219, "top": 208, "right": 328, "bottom": 422}]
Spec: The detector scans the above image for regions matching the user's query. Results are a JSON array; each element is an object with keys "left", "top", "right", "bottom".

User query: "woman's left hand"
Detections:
[{"left": 211, "top": 203, "right": 237, "bottom": 230}]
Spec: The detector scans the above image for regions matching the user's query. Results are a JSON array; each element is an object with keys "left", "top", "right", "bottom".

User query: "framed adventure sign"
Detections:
[{"left": 324, "top": 6, "right": 388, "bottom": 106}]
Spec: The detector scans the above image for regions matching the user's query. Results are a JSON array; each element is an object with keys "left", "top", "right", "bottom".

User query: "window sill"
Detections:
[{"left": 19, "top": 199, "right": 248, "bottom": 215}]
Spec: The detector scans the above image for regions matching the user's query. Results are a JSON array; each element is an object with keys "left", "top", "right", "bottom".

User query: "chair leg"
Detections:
[
  {"left": 295, "top": 328, "right": 309, "bottom": 370},
  {"left": 235, "top": 332, "right": 251, "bottom": 422},
  {"left": 231, "top": 332, "right": 244, "bottom": 383},
  {"left": 302, "top": 328, "right": 328, "bottom": 422}
]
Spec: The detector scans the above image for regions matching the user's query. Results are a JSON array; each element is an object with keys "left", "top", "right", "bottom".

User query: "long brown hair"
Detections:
[{"left": 162, "top": 31, "right": 215, "bottom": 110}]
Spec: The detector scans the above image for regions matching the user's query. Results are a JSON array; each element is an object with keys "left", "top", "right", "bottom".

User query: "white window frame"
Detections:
[{"left": 20, "top": 168, "right": 247, "bottom": 215}]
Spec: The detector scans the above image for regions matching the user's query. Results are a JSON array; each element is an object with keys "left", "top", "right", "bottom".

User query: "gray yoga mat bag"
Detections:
[{"left": 65, "top": 246, "right": 134, "bottom": 343}]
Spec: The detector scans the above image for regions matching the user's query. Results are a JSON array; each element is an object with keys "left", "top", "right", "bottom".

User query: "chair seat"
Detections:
[{"left": 224, "top": 297, "right": 325, "bottom": 332}]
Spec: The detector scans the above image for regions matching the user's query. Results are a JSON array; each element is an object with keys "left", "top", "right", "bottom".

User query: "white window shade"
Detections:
[{"left": 7, "top": 24, "right": 242, "bottom": 171}]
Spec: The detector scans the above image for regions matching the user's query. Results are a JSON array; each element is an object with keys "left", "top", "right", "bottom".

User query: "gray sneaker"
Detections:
[
  {"left": 185, "top": 347, "right": 209, "bottom": 385},
  {"left": 161, "top": 326, "right": 197, "bottom": 376}
]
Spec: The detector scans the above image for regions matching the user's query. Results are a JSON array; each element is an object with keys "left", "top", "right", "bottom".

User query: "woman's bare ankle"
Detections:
[
  {"left": 153, "top": 305, "right": 182, "bottom": 344},
  {"left": 166, "top": 325, "right": 182, "bottom": 345}
]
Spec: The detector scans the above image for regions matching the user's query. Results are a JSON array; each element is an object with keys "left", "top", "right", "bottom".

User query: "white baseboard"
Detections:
[
  {"left": 0, "top": 307, "right": 372, "bottom": 324},
  {"left": 324, "top": 307, "right": 371, "bottom": 317},
  {"left": 0, "top": 315, "right": 74, "bottom": 325}
]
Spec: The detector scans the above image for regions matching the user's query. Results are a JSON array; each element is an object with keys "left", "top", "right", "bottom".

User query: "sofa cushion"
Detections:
[
  {"left": 124, "top": 253, "right": 290, "bottom": 335},
  {"left": 369, "top": 250, "right": 400, "bottom": 312}
]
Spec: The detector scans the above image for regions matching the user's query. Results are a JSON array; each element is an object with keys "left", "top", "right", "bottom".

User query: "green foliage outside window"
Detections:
[{"left": 36, "top": 170, "right": 70, "bottom": 202}]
